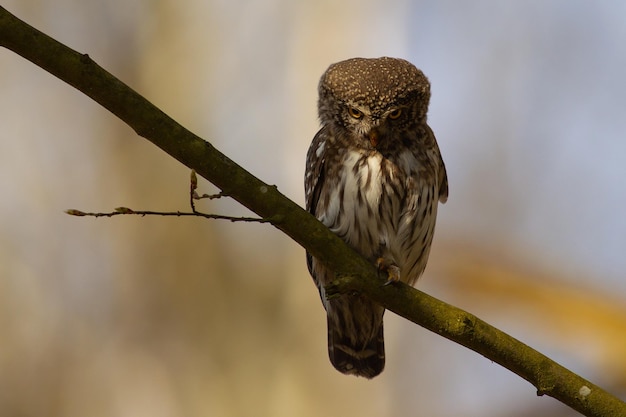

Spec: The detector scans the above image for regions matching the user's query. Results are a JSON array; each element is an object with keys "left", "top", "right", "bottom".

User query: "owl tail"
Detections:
[{"left": 326, "top": 298, "right": 385, "bottom": 378}]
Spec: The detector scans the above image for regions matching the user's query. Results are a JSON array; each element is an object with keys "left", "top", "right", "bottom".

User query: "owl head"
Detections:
[{"left": 318, "top": 57, "right": 431, "bottom": 151}]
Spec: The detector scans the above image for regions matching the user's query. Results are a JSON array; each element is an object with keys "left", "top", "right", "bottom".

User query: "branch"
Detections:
[
  {"left": 1, "top": 6, "right": 624, "bottom": 416},
  {"left": 65, "top": 208, "right": 270, "bottom": 223},
  {"left": 65, "top": 170, "right": 270, "bottom": 223}
]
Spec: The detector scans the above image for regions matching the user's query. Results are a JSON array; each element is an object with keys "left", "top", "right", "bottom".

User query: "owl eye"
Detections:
[
  {"left": 388, "top": 109, "right": 402, "bottom": 120},
  {"left": 347, "top": 107, "right": 363, "bottom": 119}
]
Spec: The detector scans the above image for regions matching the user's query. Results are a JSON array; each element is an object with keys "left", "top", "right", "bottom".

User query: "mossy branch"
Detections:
[{"left": 1, "top": 6, "right": 624, "bottom": 416}]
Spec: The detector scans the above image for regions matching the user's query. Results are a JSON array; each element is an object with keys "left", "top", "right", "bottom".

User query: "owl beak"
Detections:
[{"left": 368, "top": 130, "right": 380, "bottom": 148}]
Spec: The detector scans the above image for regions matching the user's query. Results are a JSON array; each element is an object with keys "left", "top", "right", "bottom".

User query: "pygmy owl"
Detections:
[{"left": 304, "top": 57, "right": 448, "bottom": 378}]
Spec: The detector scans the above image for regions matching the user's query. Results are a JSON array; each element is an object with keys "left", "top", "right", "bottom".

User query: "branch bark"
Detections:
[{"left": 1, "top": 6, "right": 624, "bottom": 416}]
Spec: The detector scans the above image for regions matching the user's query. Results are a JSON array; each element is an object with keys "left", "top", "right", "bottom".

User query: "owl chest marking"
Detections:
[{"left": 322, "top": 149, "right": 413, "bottom": 258}]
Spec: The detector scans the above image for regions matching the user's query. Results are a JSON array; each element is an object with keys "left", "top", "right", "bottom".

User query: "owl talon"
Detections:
[
  {"left": 375, "top": 258, "right": 401, "bottom": 285},
  {"left": 383, "top": 265, "right": 401, "bottom": 285}
]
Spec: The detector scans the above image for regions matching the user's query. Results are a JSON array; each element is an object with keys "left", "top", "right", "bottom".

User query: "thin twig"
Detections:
[
  {"left": 65, "top": 169, "right": 267, "bottom": 223},
  {"left": 190, "top": 169, "right": 226, "bottom": 211},
  {"left": 65, "top": 208, "right": 270, "bottom": 223}
]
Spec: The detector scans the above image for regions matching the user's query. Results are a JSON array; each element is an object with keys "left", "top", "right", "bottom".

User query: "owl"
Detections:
[{"left": 304, "top": 57, "right": 448, "bottom": 378}]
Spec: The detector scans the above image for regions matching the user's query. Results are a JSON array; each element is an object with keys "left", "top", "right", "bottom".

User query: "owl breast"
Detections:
[{"left": 318, "top": 147, "right": 438, "bottom": 284}]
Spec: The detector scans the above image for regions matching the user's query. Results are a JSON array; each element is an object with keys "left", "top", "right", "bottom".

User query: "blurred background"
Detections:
[{"left": 1, "top": 1, "right": 625, "bottom": 416}]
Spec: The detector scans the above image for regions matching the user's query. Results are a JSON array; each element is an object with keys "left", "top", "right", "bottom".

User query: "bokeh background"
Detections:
[{"left": 1, "top": 1, "right": 625, "bottom": 416}]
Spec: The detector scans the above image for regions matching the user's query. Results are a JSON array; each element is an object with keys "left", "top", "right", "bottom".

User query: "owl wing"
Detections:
[
  {"left": 426, "top": 125, "right": 449, "bottom": 203},
  {"left": 304, "top": 126, "right": 329, "bottom": 275},
  {"left": 438, "top": 154, "right": 449, "bottom": 203},
  {"left": 305, "top": 127, "right": 328, "bottom": 214}
]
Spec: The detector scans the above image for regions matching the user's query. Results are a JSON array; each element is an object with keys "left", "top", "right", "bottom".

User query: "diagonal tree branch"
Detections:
[{"left": 1, "top": 6, "right": 624, "bottom": 416}]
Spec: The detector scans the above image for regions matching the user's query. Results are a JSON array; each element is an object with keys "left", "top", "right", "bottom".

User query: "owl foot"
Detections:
[{"left": 375, "top": 258, "right": 401, "bottom": 286}]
